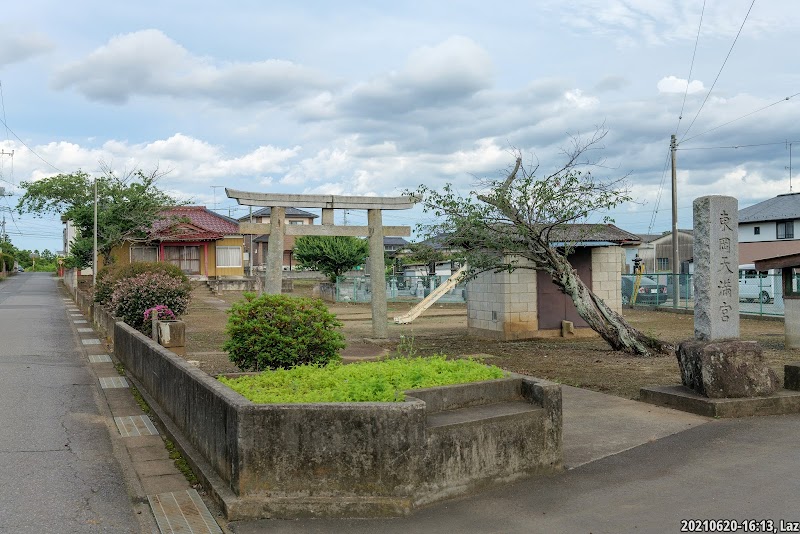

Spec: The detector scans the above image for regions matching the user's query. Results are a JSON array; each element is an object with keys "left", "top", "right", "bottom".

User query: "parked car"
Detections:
[
  {"left": 16, "top": 267, "right": 23, "bottom": 272},
  {"left": 621, "top": 275, "right": 668, "bottom": 305}
]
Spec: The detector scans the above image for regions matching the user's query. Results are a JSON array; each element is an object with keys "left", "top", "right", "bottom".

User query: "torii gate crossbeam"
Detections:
[{"left": 226, "top": 189, "right": 418, "bottom": 339}]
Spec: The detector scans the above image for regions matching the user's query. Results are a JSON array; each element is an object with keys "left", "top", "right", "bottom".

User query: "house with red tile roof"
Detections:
[{"left": 109, "top": 206, "right": 245, "bottom": 279}]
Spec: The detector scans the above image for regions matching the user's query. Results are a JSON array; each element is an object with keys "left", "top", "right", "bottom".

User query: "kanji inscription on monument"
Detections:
[{"left": 693, "top": 195, "right": 740, "bottom": 340}]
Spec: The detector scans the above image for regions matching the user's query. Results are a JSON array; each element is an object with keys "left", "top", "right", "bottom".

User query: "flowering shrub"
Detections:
[
  {"left": 95, "top": 261, "right": 188, "bottom": 304},
  {"left": 144, "top": 304, "right": 177, "bottom": 322},
  {"left": 224, "top": 293, "right": 345, "bottom": 371},
  {"left": 142, "top": 305, "right": 178, "bottom": 336},
  {"left": 111, "top": 272, "right": 191, "bottom": 333}
]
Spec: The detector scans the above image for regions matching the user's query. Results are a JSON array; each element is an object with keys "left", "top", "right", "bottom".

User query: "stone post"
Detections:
[
  {"left": 693, "top": 195, "right": 739, "bottom": 340},
  {"left": 368, "top": 209, "right": 388, "bottom": 338},
  {"left": 265, "top": 206, "right": 285, "bottom": 295}
]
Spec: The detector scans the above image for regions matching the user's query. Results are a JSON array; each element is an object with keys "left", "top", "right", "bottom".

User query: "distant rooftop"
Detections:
[
  {"left": 739, "top": 193, "right": 800, "bottom": 223},
  {"left": 238, "top": 207, "right": 318, "bottom": 221}
]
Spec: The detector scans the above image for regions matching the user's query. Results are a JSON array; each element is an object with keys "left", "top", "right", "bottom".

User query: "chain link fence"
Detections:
[
  {"left": 334, "top": 274, "right": 468, "bottom": 303},
  {"left": 622, "top": 273, "right": 790, "bottom": 317}
]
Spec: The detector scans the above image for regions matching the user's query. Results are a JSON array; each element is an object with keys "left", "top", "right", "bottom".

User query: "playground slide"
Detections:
[{"left": 394, "top": 264, "right": 469, "bottom": 324}]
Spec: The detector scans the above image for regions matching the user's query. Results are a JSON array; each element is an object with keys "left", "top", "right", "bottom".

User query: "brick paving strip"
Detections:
[
  {"left": 115, "top": 415, "right": 160, "bottom": 437},
  {"left": 149, "top": 490, "right": 222, "bottom": 534},
  {"left": 65, "top": 291, "right": 224, "bottom": 534}
]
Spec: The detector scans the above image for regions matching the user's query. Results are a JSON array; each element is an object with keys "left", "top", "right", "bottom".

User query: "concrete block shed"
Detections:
[{"left": 466, "top": 224, "right": 635, "bottom": 341}]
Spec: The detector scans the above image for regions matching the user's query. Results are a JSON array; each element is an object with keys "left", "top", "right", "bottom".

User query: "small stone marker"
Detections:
[{"left": 693, "top": 195, "right": 739, "bottom": 340}]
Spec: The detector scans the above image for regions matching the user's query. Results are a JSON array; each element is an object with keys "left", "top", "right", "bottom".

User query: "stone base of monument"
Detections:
[
  {"left": 639, "top": 385, "right": 800, "bottom": 418},
  {"left": 640, "top": 341, "right": 800, "bottom": 418},
  {"left": 676, "top": 339, "right": 779, "bottom": 398}
]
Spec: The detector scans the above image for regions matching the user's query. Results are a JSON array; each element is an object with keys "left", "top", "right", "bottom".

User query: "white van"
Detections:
[{"left": 738, "top": 264, "right": 778, "bottom": 304}]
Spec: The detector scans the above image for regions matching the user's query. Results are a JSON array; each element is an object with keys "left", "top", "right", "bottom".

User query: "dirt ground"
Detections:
[{"left": 181, "top": 281, "right": 797, "bottom": 400}]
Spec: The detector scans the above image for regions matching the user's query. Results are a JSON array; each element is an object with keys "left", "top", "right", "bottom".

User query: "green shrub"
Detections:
[
  {"left": 95, "top": 261, "right": 188, "bottom": 304},
  {"left": 224, "top": 293, "right": 345, "bottom": 371},
  {"left": 110, "top": 272, "right": 191, "bottom": 333},
  {"left": 218, "top": 356, "right": 507, "bottom": 403}
]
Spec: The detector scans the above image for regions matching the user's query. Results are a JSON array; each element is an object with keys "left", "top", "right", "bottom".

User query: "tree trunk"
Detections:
[{"left": 549, "top": 253, "right": 672, "bottom": 357}]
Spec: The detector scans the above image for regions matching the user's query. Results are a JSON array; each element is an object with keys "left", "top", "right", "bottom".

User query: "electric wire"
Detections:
[
  {"left": 679, "top": 0, "right": 756, "bottom": 142},
  {"left": 680, "top": 91, "right": 800, "bottom": 145},
  {"left": 675, "top": 0, "right": 706, "bottom": 136},
  {"left": 647, "top": 149, "right": 672, "bottom": 234},
  {"left": 677, "top": 140, "right": 800, "bottom": 151},
  {"left": 0, "top": 114, "right": 63, "bottom": 173}
]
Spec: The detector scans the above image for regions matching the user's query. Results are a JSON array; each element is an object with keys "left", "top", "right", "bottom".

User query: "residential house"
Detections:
[
  {"left": 383, "top": 237, "right": 409, "bottom": 256},
  {"left": 109, "top": 206, "right": 245, "bottom": 279},
  {"left": 738, "top": 192, "right": 800, "bottom": 264},
  {"left": 238, "top": 207, "right": 318, "bottom": 271}
]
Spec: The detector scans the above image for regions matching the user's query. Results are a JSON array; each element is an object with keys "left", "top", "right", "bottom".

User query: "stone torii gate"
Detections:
[{"left": 226, "top": 189, "right": 417, "bottom": 338}]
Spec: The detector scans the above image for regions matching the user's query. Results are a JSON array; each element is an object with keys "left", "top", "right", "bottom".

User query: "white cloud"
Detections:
[
  {"left": 51, "top": 29, "right": 334, "bottom": 105},
  {"left": 563, "top": 89, "right": 599, "bottom": 109},
  {"left": 657, "top": 76, "right": 705, "bottom": 94},
  {"left": 340, "top": 36, "right": 493, "bottom": 116}
]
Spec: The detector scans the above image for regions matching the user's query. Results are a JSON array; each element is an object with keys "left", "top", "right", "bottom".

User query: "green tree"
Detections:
[
  {"left": 413, "top": 130, "right": 670, "bottom": 357},
  {"left": 17, "top": 167, "right": 177, "bottom": 269},
  {"left": 293, "top": 236, "right": 369, "bottom": 283}
]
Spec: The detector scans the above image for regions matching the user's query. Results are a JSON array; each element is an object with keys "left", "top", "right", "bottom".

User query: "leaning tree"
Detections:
[{"left": 413, "top": 130, "right": 671, "bottom": 357}]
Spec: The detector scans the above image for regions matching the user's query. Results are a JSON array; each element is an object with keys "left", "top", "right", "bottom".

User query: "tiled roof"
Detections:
[
  {"left": 150, "top": 206, "right": 240, "bottom": 241},
  {"left": 238, "top": 207, "right": 318, "bottom": 220},
  {"left": 739, "top": 193, "right": 800, "bottom": 223},
  {"left": 384, "top": 237, "right": 409, "bottom": 246}
]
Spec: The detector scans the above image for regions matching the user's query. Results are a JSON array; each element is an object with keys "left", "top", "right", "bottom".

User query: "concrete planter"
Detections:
[
  {"left": 157, "top": 320, "right": 185, "bottom": 348},
  {"left": 113, "top": 322, "right": 563, "bottom": 520}
]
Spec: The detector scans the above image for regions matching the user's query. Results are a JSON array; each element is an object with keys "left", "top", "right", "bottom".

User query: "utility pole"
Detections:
[{"left": 671, "top": 134, "right": 679, "bottom": 309}]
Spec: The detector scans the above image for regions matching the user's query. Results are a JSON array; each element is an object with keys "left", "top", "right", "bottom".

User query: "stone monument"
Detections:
[
  {"left": 692, "top": 195, "right": 739, "bottom": 340},
  {"left": 676, "top": 195, "right": 777, "bottom": 398}
]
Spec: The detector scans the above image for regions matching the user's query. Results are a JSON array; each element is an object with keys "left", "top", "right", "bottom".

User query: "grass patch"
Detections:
[
  {"left": 164, "top": 438, "right": 199, "bottom": 485},
  {"left": 218, "top": 355, "right": 506, "bottom": 403}
]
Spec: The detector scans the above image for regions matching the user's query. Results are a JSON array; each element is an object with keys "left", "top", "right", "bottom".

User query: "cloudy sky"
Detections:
[{"left": 1, "top": 0, "right": 799, "bottom": 252}]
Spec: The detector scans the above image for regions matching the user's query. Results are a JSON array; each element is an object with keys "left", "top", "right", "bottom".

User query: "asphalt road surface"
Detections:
[{"left": 0, "top": 273, "right": 144, "bottom": 533}]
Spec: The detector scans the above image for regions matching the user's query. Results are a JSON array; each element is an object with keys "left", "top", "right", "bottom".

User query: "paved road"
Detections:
[
  {"left": 0, "top": 273, "right": 144, "bottom": 533},
  {"left": 231, "top": 414, "right": 800, "bottom": 534}
]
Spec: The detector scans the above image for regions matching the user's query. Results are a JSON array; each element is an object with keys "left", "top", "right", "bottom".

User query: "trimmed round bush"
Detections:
[
  {"left": 110, "top": 272, "right": 191, "bottom": 333},
  {"left": 95, "top": 261, "right": 188, "bottom": 304},
  {"left": 224, "top": 293, "right": 345, "bottom": 371}
]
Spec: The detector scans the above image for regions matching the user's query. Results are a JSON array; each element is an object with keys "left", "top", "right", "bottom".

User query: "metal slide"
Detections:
[{"left": 394, "top": 264, "right": 469, "bottom": 324}]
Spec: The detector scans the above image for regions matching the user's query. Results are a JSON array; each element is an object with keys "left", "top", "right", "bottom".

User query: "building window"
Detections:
[
  {"left": 777, "top": 221, "right": 794, "bottom": 240},
  {"left": 754, "top": 226, "right": 760, "bottom": 235},
  {"left": 130, "top": 246, "right": 158, "bottom": 262},
  {"left": 288, "top": 220, "right": 304, "bottom": 225},
  {"left": 216, "top": 246, "right": 242, "bottom": 268},
  {"left": 656, "top": 257, "right": 669, "bottom": 271}
]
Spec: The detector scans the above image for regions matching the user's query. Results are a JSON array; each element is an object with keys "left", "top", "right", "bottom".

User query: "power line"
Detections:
[
  {"left": 677, "top": 140, "right": 800, "bottom": 151},
  {"left": 679, "top": 0, "right": 756, "bottom": 142},
  {"left": 0, "top": 114, "right": 63, "bottom": 173},
  {"left": 647, "top": 149, "right": 672, "bottom": 234},
  {"left": 675, "top": 0, "right": 706, "bottom": 136},
  {"left": 680, "top": 91, "right": 800, "bottom": 144}
]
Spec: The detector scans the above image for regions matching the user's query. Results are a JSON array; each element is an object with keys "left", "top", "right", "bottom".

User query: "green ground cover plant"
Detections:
[{"left": 218, "top": 355, "right": 506, "bottom": 403}]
